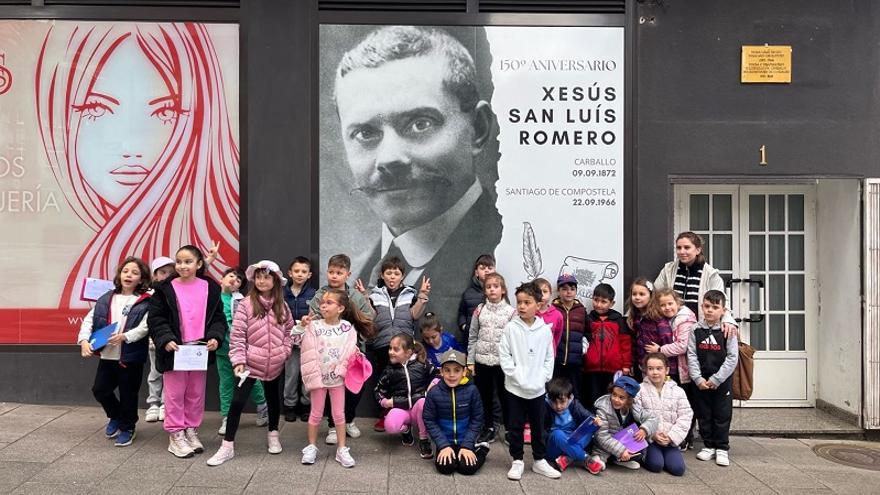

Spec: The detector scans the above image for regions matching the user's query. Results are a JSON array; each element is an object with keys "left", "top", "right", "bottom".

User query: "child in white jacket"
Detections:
[
  {"left": 499, "top": 281, "right": 559, "bottom": 481},
  {"left": 635, "top": 353, "right": 692, "bottom": 476}
]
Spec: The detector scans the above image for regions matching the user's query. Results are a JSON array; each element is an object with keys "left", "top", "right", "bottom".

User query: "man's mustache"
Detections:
[{"left": 350, "top": 171, "right": 452, "bottom": 195}]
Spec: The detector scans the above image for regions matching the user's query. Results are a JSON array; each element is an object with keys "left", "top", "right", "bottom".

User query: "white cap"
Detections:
[
  {"left": 245, "top": 260, "right": 288, "bottom": 286},
  {"left": 150, "top": 256, "right": 175, "bottom": 274}
]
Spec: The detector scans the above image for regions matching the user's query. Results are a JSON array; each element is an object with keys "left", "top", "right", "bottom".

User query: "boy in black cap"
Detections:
[{"left": 423, "top": 350, "right": 490, "bottom": 475}]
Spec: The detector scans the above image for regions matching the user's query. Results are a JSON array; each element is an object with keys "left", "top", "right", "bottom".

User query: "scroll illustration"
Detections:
[{"left": 558, "top": 256, "right": 619, "bottom": 300}]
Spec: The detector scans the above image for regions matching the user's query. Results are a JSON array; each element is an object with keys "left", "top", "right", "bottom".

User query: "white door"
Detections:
[{"left": 674, "top": 184, "right": 817, "bottom": 407}]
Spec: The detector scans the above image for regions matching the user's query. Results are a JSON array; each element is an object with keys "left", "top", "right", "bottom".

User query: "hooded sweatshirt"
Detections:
[
  {"left": 498, "top": 315, "right": 555, "bottom": 399},
  {"left": 537, "top": 304, "right": 565, "bottom": 353}
]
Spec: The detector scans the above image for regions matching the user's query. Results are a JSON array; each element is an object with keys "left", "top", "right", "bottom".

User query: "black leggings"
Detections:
[
  {"left": 474, "top": 363, "right": 508, "bottom": 430},
  {"left": 671, "top": 373, "right": 697, "bottom": 445},
  {"left": 224, "top": 375, "right": 281, "bottom": 441},
  {"left": 435, "top": 444, "right": 489, "bottom": 475}
]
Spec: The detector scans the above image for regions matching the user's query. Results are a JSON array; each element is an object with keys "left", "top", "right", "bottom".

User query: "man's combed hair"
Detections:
[{"left": 336, "top": 26, "right": 479, "bottom": 112}]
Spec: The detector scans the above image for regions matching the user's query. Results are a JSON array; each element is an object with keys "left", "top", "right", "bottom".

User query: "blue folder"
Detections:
[
  {"left": 89, "top": 322, "right": 119, "bottom": 351},
  {"left": 567, "top": 417, "right": 599, "bottom": 446}
]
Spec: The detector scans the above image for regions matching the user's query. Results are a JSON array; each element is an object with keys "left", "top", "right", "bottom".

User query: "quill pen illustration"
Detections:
[{"left": 522, "top": 222, "right": 543, "bottom": 279}]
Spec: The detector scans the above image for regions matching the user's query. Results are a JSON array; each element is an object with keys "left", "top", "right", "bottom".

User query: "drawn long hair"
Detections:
[{"left": 36, "top": 22, "right": 239, "bottom": 308}]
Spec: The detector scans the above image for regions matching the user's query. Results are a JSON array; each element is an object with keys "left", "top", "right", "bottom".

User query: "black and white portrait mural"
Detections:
[{"left": 320, "top": 25, "right": 624, "bottom": 334}]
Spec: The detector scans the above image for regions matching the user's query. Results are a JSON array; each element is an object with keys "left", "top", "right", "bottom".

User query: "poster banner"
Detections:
[
  {"left": 319, "top": 25, "right": 624, "bottom": 334},
  {"left": 0, "top": 21, "right": 239, "bottom": 343}
]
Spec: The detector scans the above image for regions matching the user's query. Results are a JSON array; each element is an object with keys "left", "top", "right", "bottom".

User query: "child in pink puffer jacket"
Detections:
[{"left": 206, "top": 260, "right": 294, "bottom": 466}]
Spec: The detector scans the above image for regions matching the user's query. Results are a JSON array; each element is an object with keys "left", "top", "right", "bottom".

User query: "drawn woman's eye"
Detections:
[
  {"left": 72, "top": 100, "right": 114, "bottom": 121},
  {"left": 151, "top": 102, "right": 187, "bottom": 125}
]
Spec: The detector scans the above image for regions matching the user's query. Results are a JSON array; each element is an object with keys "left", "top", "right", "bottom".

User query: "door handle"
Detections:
[{"left": 726, "top": 278, "right": 765, "bottom": 323}]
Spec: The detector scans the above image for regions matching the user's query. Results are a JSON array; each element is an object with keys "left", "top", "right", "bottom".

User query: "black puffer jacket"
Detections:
[
  {"left": 148, "top": 275, "right": 226, "bottom": 373},
  {"left": 374, "top": 356, "right": 435, "bottom": 410},
  {"left": 457, "top": 276, "right": 485, "bottom": 336}
]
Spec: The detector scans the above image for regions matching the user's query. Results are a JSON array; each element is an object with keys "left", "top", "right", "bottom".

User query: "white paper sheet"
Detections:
[
  {"left": 174, "top": 344, "right": 209, "bottom": 371},
  {"left": 81, "top": 278, "right": 115, "bottom": 301}
]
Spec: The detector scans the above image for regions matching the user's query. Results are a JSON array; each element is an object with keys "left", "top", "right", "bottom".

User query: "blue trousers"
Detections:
[
  {"left": 643, "top": 443, "right": 686, "bottom": 476},
  {"left": 545, "top": 429, "right": 589, "bottom": 462}
]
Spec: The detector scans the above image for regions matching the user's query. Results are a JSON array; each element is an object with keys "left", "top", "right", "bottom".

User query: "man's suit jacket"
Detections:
[{"left": 353, "top": 191, "right": 503, "bottom": 339}]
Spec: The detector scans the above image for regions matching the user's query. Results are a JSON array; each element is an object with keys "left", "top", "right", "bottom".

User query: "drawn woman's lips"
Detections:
[{"left": 110, "top": 165, "right": 150, "bottom": 186}]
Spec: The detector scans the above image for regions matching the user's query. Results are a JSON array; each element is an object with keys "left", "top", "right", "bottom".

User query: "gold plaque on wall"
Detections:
[{"left": 741, "top": 45, "right": 792, "bottom": 83}]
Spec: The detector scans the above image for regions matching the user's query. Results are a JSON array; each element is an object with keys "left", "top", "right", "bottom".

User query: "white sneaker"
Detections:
[
  {"left": 255, "top": 403, "right": 269, "bottom": 427},
  {"left": 206, "top": 440, "right": 234, "bottom": 466},
  {"left": 145, "top": 405, "right": 160, "bottom": 423},
  {"left": 532, "top": 459, "right": 562, "bottom": 478},
  {"left": 346, "top": 422, "right": 362, "bottom": 438},
  {"left": 184, "top": 428, "right": 204, "bottom": 454},
  {"left": 168, "top": 431, "right": 195, "bottom": 458},
  {"left": 158, "top": 404, "right": 165, "bottom": 421},
  {"left": 696, "top": 448, "right": 716, "bottom": 461},
  {"left": 301, "top": 444, "right": 319, "bottom": 464},
  {"left": 614, "top": 460, "right": 641, "bottom": 470},
  {"left": 267, "top": 431, "right": 282, "bottom": 454},
  {"left": 507, "top": 460, "right": 525, "bottom": 480},
  {"left": 217, "top": 417, "right": 227, "bottom": 436},
  {"left": 325, "top": 429, "right": 338, "bottom": 445},
  {"left": 715, "top": 449, "right": 730, "bottom": 466},
  {"left": 335, "top": 446, "right": 356, "bottom": 468}
]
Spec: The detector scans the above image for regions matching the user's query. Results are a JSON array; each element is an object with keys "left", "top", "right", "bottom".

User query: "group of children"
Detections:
[{"left": 76, "top": 236, "right": 739, "bottom": 480}]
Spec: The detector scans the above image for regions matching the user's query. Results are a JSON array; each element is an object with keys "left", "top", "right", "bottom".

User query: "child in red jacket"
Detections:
[{"left": 583, "top": 284, "right": 632, "bottom": 411}]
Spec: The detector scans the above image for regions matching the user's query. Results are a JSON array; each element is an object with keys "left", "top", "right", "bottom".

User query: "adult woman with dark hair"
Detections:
[{"left": 654, "top": 232, "right": 736, "bottom": 335}]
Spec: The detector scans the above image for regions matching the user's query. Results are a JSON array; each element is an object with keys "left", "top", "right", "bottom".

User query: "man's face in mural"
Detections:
[
  {"left": 74, "top": 38, "right": 184, "bottom": 208},
  {"left": 335, "top": 54, "right": 488, "bottom": 236}
]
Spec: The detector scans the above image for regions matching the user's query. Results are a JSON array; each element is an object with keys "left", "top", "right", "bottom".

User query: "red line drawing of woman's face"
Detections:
[
  {"left": 74, "top": 37, "right": 183, "bottom": 208},
  {"left": 37, "top": 23, "right": 240, "bottom": 308}
]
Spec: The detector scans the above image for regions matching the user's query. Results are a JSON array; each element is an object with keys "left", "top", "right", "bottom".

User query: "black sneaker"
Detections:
[
  {"left": 477, "top": 426, "right": 496, "bottom": 444},
  {"left": 299, "top": 412, "right": 311, "bottom": 423},
  {"left": 401, "top": 427, "right": 414, "bottom": 446},
  {"left": 418, "top": 438, "right": 433, "bottom": 459},
  {"left": 284, "top": 406, "right": 298, "bottom": 423}
]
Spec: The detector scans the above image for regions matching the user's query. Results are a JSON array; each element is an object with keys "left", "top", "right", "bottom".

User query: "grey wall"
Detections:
[{"left": 635, "top": 0, "right": 876, "bottom": 276}]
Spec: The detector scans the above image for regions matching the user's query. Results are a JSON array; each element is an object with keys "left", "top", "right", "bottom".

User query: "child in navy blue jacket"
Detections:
[
  {"left": 283, "top": 256, "right": 317, "bottom": 422},
  {"left": 423, "top": 350, "right": 489, "bottom": 475},
  {"left": 543, "top": 377, "right": 601, "bottom": 472},
  {"left": 77, "top": 257, "right": 152, "bottom": 447}
]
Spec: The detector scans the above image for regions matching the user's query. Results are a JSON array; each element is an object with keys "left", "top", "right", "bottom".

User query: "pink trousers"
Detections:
[
  {"left": 163, "top": 370, "right": 206, "bottom": 433},
  {"left": 384, "top": 398, "right": 427, "bottom": 439},
  {"left": 309, "top": 385, "right": 346, "bottom": 426}
]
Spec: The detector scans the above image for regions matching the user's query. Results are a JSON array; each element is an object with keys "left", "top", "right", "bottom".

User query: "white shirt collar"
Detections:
[{"left": 381, "top": 179, "right": 483, "bottom": 269}]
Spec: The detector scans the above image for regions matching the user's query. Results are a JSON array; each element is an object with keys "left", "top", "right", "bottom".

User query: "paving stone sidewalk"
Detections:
[{"left": 1, "top": 402, "right": 878, "bottom": 494}]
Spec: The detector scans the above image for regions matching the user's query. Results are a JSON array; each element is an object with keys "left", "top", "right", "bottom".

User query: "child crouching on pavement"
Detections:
[
  {"left": 423, "top": 349, "right": 489, "bottom": 475},
  {"left": 543, "top": 377, "right": 601, "bottom": 473},
  {"left": 588, "top": 375, "right": 658, "bottom": 474}
]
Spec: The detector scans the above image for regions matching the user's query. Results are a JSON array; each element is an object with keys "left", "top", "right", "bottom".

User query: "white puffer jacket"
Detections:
[
  {"left": 634, "top": 378, "right": 693, "bottom": 446},
  {"left": 466, "top": 300, "right": 516, "bottom": 366}
]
